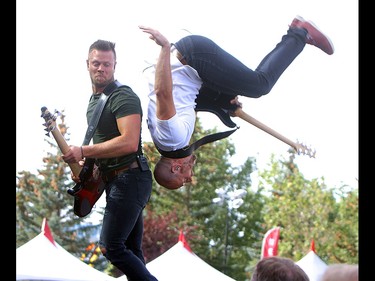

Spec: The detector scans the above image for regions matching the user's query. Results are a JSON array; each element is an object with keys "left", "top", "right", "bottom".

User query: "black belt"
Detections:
[{"left": 102, "top": 161, "right": 139, "bottom": 182}]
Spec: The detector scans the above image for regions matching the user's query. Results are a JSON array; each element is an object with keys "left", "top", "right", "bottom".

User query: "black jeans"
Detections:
[
  {"left": 174, "top": 27, "right": 307, "bottom": 98},
  {"left": 99, "top": 168, "right": 157, "bottom": 281}
]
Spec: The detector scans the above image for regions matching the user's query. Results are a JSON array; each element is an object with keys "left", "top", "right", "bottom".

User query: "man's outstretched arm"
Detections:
[{"left": 139, "top": 26, "right": 175, "bottom": 120}]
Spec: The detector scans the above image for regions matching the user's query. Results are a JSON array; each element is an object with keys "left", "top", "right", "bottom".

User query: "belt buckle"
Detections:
[
  {"left": 102, "top": 173, "right": 111, "bottom": 183},
  {"left": 102, "top": 170, "right": 118, "bottom": 183},
  {"left": 102, "top": 161, "right": 138, "bottom": 183}
]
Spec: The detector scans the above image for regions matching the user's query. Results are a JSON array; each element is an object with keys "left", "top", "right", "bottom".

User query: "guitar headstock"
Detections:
[
  {"left": 294, "top": 141, "right": 316, "bottom": 158},
  {"left": 41, "top": 106, "right": 61, "bottom": 136}
]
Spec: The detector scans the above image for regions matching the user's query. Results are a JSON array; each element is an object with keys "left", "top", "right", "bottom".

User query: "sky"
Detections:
[{"left": 16, "top": 0, "right": 358, "bottom": 191}]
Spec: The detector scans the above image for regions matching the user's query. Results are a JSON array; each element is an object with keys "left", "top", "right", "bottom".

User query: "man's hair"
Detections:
[
  {"left": 88, "top": 39, "right": 116, "bottom": 60},
  {"left": 251, "top": 256, "right": 309, "bottom": 281},
  {"left": 153, "top": 158, "right": 183, "bottom": 190}
]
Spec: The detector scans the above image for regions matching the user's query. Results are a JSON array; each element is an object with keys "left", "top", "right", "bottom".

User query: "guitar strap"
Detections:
[
  {"left": 156, "top": 127, "right": 238, "bottom": 159},
  {"left": 82, "top": 80, "right": 122, "bottom": 146}
]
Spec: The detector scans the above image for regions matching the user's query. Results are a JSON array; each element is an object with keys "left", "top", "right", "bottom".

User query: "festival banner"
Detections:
[{"left": 260, "top": 226, "right": 280, "bottom": 259}]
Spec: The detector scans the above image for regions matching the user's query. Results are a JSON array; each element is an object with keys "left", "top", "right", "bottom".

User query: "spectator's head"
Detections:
[{"left": 251, "top": 256, "right": 310, "bottom": 281}]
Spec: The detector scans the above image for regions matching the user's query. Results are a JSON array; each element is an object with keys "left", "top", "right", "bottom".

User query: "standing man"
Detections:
[
  {"left": 62, "top": 39, "right": 158, "bottom": 281},
  {"left": 139, "top": 15, "right": 334, "bottom": 190}
]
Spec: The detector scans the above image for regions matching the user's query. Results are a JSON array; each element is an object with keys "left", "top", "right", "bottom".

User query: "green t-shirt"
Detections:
[{"left": 86, "top": 85, "right": 143, "bottom": 173}]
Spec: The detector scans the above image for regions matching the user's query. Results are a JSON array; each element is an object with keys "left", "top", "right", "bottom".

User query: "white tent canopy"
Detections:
[
  {"left": 17, "top": 221, "right": 328, "bottom": 281},
  {"left": 147, "top": 241, "right": 235, "bottom": 281},
  {"left": 296, "top": 250, "right": 328, "bottom": 281},
  {"left": 123, "top": 231, "right": 235, "bottom": 281},
  {"left": 16, "top": 219, "right": 116, "bottom": 281}
]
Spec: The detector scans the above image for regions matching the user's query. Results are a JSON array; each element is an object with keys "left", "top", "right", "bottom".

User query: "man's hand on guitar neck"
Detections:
[
  {"left": 62, "top": 145, "right": 84, "bottom": 164},
  {"left": 62, "top": 145, "right": 85, "bottom": 183},
  {"left": 229, "top": 96, "right": 243, "bottom": 117}
]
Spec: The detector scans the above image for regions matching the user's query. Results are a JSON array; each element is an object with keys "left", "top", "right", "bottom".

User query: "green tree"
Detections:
[
  {"left": 258, "top": 151, "right": 358, "bottom": 266},
  {"left": 323, "top": 185, "right": 358, "bottom": 264}
]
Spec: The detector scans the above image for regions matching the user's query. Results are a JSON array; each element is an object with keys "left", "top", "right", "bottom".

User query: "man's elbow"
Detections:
[
  {"left": 154, "top": 85, "right": 172, "bottom": 99},
  {"left": 154, "top": 87, "right": 164, "bottom": 98},
  {"left": 129, "top": 143, "right": 140, "bottom": 154}
]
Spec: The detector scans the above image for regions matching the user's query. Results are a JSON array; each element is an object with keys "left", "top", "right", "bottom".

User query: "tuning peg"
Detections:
[{"left": 44, "top": 128, "right": 52, "bottom": 136}]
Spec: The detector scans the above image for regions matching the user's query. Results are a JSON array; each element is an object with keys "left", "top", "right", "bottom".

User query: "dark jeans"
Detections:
[
  {"left": 99, "top": 168, "right": 157, "bottom": 281},
  {"left": 174, "top": 27, "right": 307, "bottom": 98}
]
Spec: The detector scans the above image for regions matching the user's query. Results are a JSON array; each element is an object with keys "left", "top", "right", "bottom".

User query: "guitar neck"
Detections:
[
  {"left": 49, "top": 127, "right": 82, "bottom": 177},
  {"left": 234, "top": 107, "right": 299, "bottom": 152}
]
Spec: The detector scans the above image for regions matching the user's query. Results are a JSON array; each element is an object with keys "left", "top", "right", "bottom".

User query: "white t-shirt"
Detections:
[{"left": 145, "top": 49, "right": 203, "bottom": 151}]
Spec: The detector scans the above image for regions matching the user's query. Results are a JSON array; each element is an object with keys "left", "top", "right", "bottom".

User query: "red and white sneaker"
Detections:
[{"left": 290, "top": 15, "right": 334, "bottom": 55}]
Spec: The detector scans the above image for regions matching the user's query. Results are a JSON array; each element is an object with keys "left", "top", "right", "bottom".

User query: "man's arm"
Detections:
[
  {"left": 62, "top": 114, "right": 141, "bottom": 163},
  {"left": 139, "top": 26, "right": 176, "bottom": 120}
]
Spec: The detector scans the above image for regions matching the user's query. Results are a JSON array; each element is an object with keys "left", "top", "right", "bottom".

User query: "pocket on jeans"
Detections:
[{"left": 136, "top": 171, "right": 152, "bottom": 204}]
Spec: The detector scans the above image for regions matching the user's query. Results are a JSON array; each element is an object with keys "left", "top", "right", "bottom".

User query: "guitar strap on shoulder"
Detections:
[
  {"left": 82, "top": 80, "right": 122, "bottom": 145},
  {"left": 156, "top": 127, "right": 238, "bottom": 158}
]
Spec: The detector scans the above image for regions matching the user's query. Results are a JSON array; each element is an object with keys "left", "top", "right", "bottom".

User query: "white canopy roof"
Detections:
[
  {"left": 296, "top": 250, "right": 328, "bottom": 281},
  {"left": 16, "top": 219, "right": 115, "bottom": 281},
  {"left": 17, "top": 221, "right": 328, "bottom": 281},
  {"left": 145, "top": 240, "right": 235, "bottom": 281}
]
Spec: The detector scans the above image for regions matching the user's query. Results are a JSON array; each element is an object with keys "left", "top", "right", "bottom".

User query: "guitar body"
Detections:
[
  {"left": 195, "top": 86, "right": 238, "bottom": 128},
  {"left": 41, "top": 107, "right": 105, "bottom": 217},
  {"left": 67, "top": 158, "right": 106, "bottom": 217}
]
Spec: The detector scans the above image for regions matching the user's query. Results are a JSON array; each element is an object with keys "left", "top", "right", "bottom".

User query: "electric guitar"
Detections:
[
  {"left": 41, "top": 106, "right": 105, "bottom": 217},
  {"left": 195, "top": 92, "right": 316, "bottom": 158},
  {"left": 233, "top": 107, "right": 316, "bottom": 158}
]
